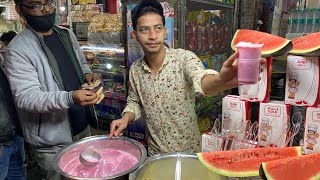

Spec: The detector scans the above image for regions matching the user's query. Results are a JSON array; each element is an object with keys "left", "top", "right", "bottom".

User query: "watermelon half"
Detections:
[
  {"left": 260, "top": 152, "right": 320, "bottom": 180},
  {"left": 231, "top": 29, "right": 292, "bottom": 57},
  {"left": 197, "top": 147, "right": 302, "bottom": 177},
  {"left": 289, "top": 32, "right": 320, "bottom": 57}
]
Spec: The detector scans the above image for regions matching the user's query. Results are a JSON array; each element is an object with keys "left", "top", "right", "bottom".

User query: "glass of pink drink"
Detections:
[{"left": 235, "top": 42, "right": 263, "bottom": 85}]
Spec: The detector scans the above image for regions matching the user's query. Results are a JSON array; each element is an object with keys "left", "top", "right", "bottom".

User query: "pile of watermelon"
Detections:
[
  {"left": 231, "top": 30, "right": 320, "bottom": 57},
  {"left": 231, "top": 29, "right": 292, "bottom": 57},
  {"left": 207, "top": 30, "right": 320, "bottom": 179},
  {"left": 197, "top": 147, "right": 320, "bottom": 180}
]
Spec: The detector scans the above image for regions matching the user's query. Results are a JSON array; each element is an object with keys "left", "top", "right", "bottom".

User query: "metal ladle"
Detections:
[{"left": 79, "top": 148, "right": 101, "bottom": 167}]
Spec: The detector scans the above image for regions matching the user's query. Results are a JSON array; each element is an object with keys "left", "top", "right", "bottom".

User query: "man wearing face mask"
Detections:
[{"left": 3, "top": 0, "right": 101, "bottom": 179}]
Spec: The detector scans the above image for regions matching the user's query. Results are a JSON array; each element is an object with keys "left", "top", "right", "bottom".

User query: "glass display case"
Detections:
[{"left": 80, "top": 44, "right": 126, "bottom": 130}]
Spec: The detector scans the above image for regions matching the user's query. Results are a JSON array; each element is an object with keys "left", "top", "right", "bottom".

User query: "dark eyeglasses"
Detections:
[{"left": 19, "top": 1, "right": 56, "bottom": 11}]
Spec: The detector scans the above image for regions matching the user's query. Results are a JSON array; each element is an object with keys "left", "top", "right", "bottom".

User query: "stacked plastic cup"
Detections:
[{"left": 235, "top": 42, "right": 263, "bottom": 85}]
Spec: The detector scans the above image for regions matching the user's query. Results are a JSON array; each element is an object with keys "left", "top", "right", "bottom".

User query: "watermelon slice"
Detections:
[
  {"left": 289, "top": 32, "right": 320, "bottom": 57},
  {"left": 197, "top": 147, "right": 302, "bottom": 177},
  {"left": 231, "top": 29, "right": 292, "bottom": 57},
  {"left": 260, "top": 152, "right": 320, "bottom": 180}
]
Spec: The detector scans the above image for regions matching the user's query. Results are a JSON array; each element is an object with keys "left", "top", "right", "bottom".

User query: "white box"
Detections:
[
  {"left": 222, "top": 95, "right": 251, "bottom": 140},
  {"left": 258, "top": 101, "right": 291, "bottom": 147},
  {"left": 303, "top": 107, "right": 320, "bottom": 155},
  {"left": 201, "top": 132, "right": 224, "bottom": 152},
  {"left": 285, "top": 55, "right": 319, "bottom": 107}
]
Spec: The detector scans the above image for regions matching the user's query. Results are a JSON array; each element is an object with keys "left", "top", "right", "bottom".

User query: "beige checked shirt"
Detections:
[{"left": 123, "top": 48, "right": 218, "bottom": 156}]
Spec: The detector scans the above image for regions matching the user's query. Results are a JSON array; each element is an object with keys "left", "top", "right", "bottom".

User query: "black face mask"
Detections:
[{"left": 24, "top": 10, "right": 56, "bottom": 33}]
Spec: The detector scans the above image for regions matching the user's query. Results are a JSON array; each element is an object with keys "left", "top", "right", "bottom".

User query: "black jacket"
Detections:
[{"left": 0, "top": 67, "right": 20, "bottom": 144}]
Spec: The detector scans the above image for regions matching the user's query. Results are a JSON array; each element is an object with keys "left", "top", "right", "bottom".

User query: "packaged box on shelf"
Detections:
[
  {"left": 95, "top": 104, "right": 122, "bottom": 119},
  {"left": 238, "top": 57, "right": 272, "bottom": 103},
  {"left": 95, "top": 97, "right": 126, "bottom": 131},
  {"left": 285, "top": 55, "right": 320, "bottom": 107},
  {"left": 303, "top": 107, "right": 320, "bottom": 155},
  {"left": 201, "top": 132, "right": 224, "bottom": 152},
  {"left": 196, "top": 92, "right": 225, "bottom": 134},
  {"left": 222, "top": 95, "right": 251, "bottom": 139},
  {"left": 96, "top": 97, "right": 125, "bottom": 118},
  {"left": 258, "top": 101, "right": 290, "bottom": 147}
]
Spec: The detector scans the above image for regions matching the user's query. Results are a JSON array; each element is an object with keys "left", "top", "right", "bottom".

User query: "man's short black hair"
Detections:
[
  {"left": 0, "top": 31, "right": 17, "bottom": 43},
  {"left": 131, "top": 0, "right": 165, "bottom": 31},
  {"left": 13, "top": 0, "right": 22, "bottom": 5}
]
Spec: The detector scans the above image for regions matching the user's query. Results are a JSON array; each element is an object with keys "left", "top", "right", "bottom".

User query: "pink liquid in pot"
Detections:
[{"left": 58, "top": 139, "right": 140, "bottom": 178}]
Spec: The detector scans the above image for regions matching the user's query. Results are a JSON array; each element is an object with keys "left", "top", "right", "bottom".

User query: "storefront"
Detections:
[{"left": 1, "top": 0, "right": 320, "bottom": 179}]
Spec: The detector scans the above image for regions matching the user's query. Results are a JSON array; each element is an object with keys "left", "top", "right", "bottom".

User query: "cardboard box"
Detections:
[
  {"left": 222, "top": 95, "right": 251, "bottom": 140},
  {"left": 303, "top": 107, "right": 320, "bottom": 155},
  {"left": 285, "top": 55, "right": 320, "bottom": 107},
  {"left": 239, "top": 57, "right": 272, "bottom": 103},
  {"left": 258, "top": 101, "right": 290, "bottom": 147},
  {"left": 201, "top": 132, "right": 224, "bottom": 152}
]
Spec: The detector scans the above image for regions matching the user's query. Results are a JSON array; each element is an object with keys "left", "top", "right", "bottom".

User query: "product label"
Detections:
[
  {"left": 285, "top": 56, "right": 319, "bottom": 107},
  {"left": 303, "top": 108, "right": 320, "bottom": 155},
  {"left": 258, "top": 101, "right": 289, "bottom": 148}
]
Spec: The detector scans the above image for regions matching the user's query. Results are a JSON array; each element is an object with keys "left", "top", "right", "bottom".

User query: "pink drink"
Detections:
[
  {"left": 58, "top": 139, "right": 140, "bottom": 178},
  {"left": 235, "top": 42, "right": 263, "bottom": 85}
]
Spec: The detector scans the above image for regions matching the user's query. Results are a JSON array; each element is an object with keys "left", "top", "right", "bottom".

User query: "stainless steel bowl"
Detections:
[
  {"left": 129, "top": 152, "right": 228, "bottom": 180},
  {"left": 53, "top": 135, "right": 147, "bottom": 180}
]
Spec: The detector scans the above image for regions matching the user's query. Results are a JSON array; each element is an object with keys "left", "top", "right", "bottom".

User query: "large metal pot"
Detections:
[
  {"left": 129, "top": 152, "right": 228, "bottom": 180},
  {"left": 53, "top": 135, "right": 147, "bottom": 180}
]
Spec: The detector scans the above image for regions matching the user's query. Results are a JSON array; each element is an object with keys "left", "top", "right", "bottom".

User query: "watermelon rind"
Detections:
[
  {"left": 289, "top": 32, "right": 320, "bottom": 56},
  {"left": 197, "top": 147, "right": 302, "bottom": 178},
  {"left": 311, "top": 174, "right": 320, "bottom": 180},
  {"left": 197, "top": 154, "right": 258, "bottom": 177},
  {"left": 260, "top": 159, "right": 320, "bottom": 180},
  {"left": 289, "top": 49, "right": 320, "bottom": 57},
  {"left": 231, "top": 29, "right": 293, "bottom": 57},
  {"left": 260, "top": 163, "right": 272, "bottom": 180},
  {"left": 259, "top": 151, "right": 320, "bottom": 180}
]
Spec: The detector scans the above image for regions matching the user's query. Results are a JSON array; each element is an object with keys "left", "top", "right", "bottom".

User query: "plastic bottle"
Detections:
[
  {"left": 310, "top": 8, "right": 319, "bottom": 33},
  {"left": 291, "top": 10, "right": 297, "bottom": 33},
  {"left": 303, "top": 9, "right": 312, "bottom": 33},
  {"left": 288, "top": 11, "right": 294, "bottom": 33},
  {"left": 296, "top": 9, "right": 304, "bottom": 33},
  {"left": 318, "top": 9, "right": 320, "bottom": 32}
]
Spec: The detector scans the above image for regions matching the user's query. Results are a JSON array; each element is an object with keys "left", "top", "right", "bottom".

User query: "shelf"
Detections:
[
  {"left": 97, "top": 114, "right": 114, "bottom": 121},
  {"left": 96, "top": 56, "right": 125, "bottom": 61},
  {"left": 186, "top": 0, "right": 233, "bottom": 11},
  {"left": 92, "top": 69, "right": 124, "bottom": 77},
  {"left": 78, "top": 41, "right": 88, "bottom": 45}
]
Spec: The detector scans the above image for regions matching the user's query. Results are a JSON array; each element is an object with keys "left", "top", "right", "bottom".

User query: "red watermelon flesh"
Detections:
[
  {"left": 197, "top": 147, "right": 302, "bottom": 177},
  {"left": 289, "top": 32, "right": 320, "bottom": 57},
  {"left": 260, "top": 152, "right": 320, "bottom": 180},
  {"left": 231, "top": 29, "right": 292, "bottom": 57}
]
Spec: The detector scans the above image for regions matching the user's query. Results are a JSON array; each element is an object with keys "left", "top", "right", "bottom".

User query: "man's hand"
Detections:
[
  {"left": 108, "top": 112, "right": 134, "bottom": 138},
  {"left": 201, "top": 51, "right": 266, "bottom": 95},
  {"left": 72, "top": 90, "right": 100, "bottom": 106},
  {"left": 109, "top": 118, "right": 130, "bottom": 138},
  {"left": 84, "top": 73, "right": 99, "bottom": 85},
  {"left": 218, "top": 51, "right": 239, "bottom": 89}
]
